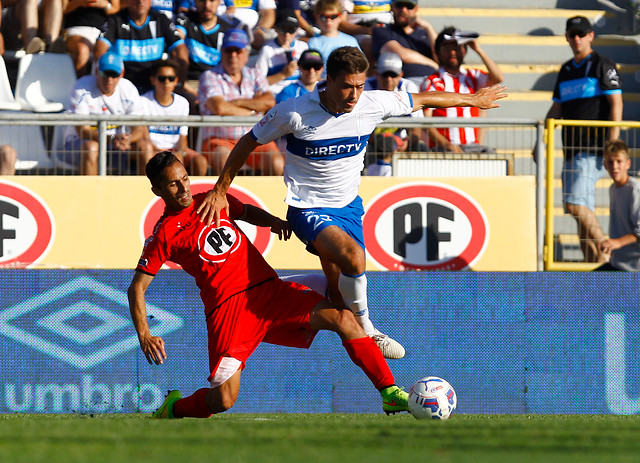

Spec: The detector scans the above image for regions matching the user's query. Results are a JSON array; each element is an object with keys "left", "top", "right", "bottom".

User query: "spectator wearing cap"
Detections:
[
  {"left": 371, "top": 0, "right": 437, "bottom": 85},
  {"left": 223, "top": 0, "right": 276, "bottom": 50},
  {"left": 255, "top": 8, "right": 309, "bottom": 97},
  {"left": 276, "top": 49, "right": 324, "bottom": 103},
  {"left": 198, "top": 28, "right": 283, "bottom": 175},
  {"left": 365, "top": 52, "right": 426, "bottom": 152},
  {"left": 420, "top": 26, "right": 503, "bottom": 154},
  {"left": 95, "top": 0, "right": 189, "bottom": 94},
  {"left": 307, "top": 0, "right": 360, "bottom": 76},
  {"left": 63, "top": 53, "right": 153, "bottom": 175},
  {"left": 545, "top": 15, "right": 623, "bottom": 263}
]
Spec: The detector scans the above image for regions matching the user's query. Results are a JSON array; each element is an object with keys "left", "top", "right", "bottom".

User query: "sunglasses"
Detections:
[
  {"left": 156, "top": 75, "right": 177, "bottom": 83},
  {"left": 567, "top": 30, "right": 588, "bottom": 38},
  {"left": 319, "top": 14, "right": 340, "bottom": 21},
  {"left": 392, "top": 1, "right": 415, "bottom": 10},
  {"left": 300, "top": 64, "right": 323, "bottom": 71},
  {"left": 99, "top": 70, "right": 120, "bottom": 79},
  {"left": 381, "top": 71, "right": 399, "bottom": 79}
]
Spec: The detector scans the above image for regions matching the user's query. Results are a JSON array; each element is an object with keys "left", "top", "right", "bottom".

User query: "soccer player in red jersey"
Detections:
[{"left": 128, "top": 150, "right": 410, "bottom": 417}]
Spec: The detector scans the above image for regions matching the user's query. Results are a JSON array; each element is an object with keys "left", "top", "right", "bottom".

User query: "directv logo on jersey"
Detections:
[{"left": 304, "top": 142, "right": 364, "bottom": 157}]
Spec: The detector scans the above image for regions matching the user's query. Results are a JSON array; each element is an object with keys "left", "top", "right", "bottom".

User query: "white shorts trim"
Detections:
[
  {"left": 209, "top": 356, "right": 242, "bottom": 389},
  {"left": 65, "top": 26, "right": 102, "bottom": 44}
]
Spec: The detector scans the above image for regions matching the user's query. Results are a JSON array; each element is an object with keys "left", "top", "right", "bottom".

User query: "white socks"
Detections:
[{"left": 338, "top": 272, "right": 376, "bottom": 335}]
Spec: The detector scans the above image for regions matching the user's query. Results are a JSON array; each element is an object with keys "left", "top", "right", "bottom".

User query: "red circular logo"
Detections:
[
  {"left": 140, "top": 182, "right": 273, "bottom": 269},
  {"left": 363, "top": 183, "right": 489, "bottom": 271},
  {"left": 0, "top": 180, "right": 55, "bottom": 268}
]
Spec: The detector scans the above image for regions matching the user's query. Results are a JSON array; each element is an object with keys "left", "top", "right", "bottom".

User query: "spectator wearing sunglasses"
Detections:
[
  {"left": 365, "top": 52, "right": 426, "bottom": 153},
  {"left": 276, "top": 49, "right": 324, "bottom": 103},
  {"left": 545, "top": 15, "right": 623, "bottom": 263},
  {"left": 63, "top": 53, "right": 153, "bottom": 175},
  {"left": 420, "top": 27, "right": 503, "bottom": 154},
  {"left": 307, "top": 0, "right": 360, "bottom": 75},
  {"left": 255, "top": 9, "right": 309, "bottom": 98},
  {"left": 371, "top": 0, "right": 437, "bottom": 86},
  {"left": 142, "top": 59, "right": 208, "bottom": 176}
]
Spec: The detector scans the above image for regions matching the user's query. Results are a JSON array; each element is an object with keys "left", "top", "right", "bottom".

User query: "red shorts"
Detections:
[{"left": 205, "top": 278, "right": 325, "bottom": 381}]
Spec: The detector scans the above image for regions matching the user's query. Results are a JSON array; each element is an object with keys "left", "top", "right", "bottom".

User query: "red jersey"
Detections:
[
  {"left": 136, "top": 193, "right": 277, "bottom": 313},
  {"left": 420, "top": 67, "right": 489, "bottom": 146}
]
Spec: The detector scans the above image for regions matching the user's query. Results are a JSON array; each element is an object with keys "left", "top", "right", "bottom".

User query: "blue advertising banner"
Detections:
[{"left": 0, "top": 270, "right": 637, "bottom": 414}]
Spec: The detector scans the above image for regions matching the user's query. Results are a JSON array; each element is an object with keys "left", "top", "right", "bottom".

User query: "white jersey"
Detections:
[
  {"left": 254, "top": 38, "right": 309, "bottom": 96},
  {"left": 141, "top": 90, "right": 189, "bottom": 150},
  {"left": 251, "top": 84, "right": 413, "bottom": 208},
  {"left": 65, "top": 75, "right": 142, "bottom": 142}
]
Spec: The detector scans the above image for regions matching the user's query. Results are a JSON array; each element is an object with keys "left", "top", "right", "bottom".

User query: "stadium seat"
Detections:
[
  {"left": 15, "top": 53, "right": 76, "bottom": 113},
  {"left": 0, "top": 112, "right": 54, "bottom": 170},
  {"left": 0, "top": 56, "right": 22, "bottom": 111}
]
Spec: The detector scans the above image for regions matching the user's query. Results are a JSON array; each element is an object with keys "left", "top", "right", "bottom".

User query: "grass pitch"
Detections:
[{"left": 1, "top": 413, "right": 639, "bottom": 463}]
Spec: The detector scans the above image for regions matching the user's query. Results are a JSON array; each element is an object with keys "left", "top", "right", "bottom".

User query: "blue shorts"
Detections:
[
  {"left": 286, "top": 196, "right": 365, "bottom": 256},
  {"left": 562, "top": 152, "right": 607, "bottom": 211}
]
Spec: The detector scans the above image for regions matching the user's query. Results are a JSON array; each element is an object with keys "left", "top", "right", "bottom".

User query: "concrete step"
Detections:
[
  {"left": 465, "top": 35, "right": 640, "bottom": 65},
  {"left": 419, "top": 8, "right": 619, "bottom": 36}
]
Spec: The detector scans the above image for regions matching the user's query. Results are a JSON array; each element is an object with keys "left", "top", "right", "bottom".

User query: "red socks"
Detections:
[
  {"left": 173, "top": 388, "right": 213, "bottom": 418},
  {"left": 342, "top": 336, "right": 395, "bottom": 390}
]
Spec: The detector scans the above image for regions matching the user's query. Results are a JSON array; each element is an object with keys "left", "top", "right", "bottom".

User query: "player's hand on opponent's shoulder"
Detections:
[
  {"left": 197, "top": 187, "right": 229, "bottom": 227},
  {"left": 474, "top": 85, "right": 508, "bottom": 109},
  {"left": 138, "top": 334, "right": 167, "bottom": 365},
  {"left": 271, "top": 219, "right": 292, "bottom": 241}
]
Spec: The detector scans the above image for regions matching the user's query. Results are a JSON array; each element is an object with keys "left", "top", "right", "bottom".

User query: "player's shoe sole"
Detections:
[
  {"left": 370, "top": 332, "right": 406, "bottom": 359},
  {"left": 381, "top": 385, "right": 410, "bottom": 415},
  {"left": 152, "top": 390, "right": 182, "bottom": 419}
]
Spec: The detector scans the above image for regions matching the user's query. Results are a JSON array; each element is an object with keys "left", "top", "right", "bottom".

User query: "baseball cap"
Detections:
[
  {"left": 98, "top": 52, "right": 124, "bottom": 74},
  {"left": 299, "top": 49, "right": 324, "bottom": 67},
  {"left": 393, "top": 0, "right": 417, "bottom": 5},
  {"left": 566, "top": 16, "right": 592, "bottom": 33},
  {"left": 275, "top": 8, "right": 299, "bottom": 33},
  {"left": 442, "top": 30, "right": 480, "bottom": 46},
  {"left": 377, "top": 52, "right": 403, "bottom": 75},
  {"left": 222, "top": 29, "right": 250, "bottom": 50}
]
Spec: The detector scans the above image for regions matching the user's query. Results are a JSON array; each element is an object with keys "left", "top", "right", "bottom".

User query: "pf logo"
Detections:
[
  {"left": 363, "top": 183, "right": 489, "bottom": 271},
  {"left": 0, "top": 180, "right": 55, "bottom": 268},
  {"left": 141, "top": 182, "right": 272, "bottom": 269},
  {"left": 198, "top": 219, "right": 242, "bottom": 263}
]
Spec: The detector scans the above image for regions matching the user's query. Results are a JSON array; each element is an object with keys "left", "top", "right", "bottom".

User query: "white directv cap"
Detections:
[
  {"left": 377, "top": 52, "right": 403, "bottom": 75},
  {"left": 443, "top": 30, "right": 480, "bottom": 46}
]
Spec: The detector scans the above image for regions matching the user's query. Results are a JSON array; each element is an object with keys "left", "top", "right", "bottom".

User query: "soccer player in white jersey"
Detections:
[
  {"left": 197, "top": 46, "right": 507, "bottom": 359},
  {"left": 141, "top": 59, "right": 208, "bottom": 176}
]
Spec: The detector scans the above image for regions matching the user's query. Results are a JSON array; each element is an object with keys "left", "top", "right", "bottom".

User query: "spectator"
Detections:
[
  {"left": 371, "top": 0, "right": 437, "bottom": 86},
  {"left": 365, "top": 133, "right": 394, "bottom": 176},
  {"left": 307, "top": 0, "right": 360, "bottom": 74},
  {"left": 276, "top": 0, "right": 316, "bottom": 38},
  {"left": 175, "top": 0, "right": 250, "bottom": 98},
  {"left": 95, "top": 0, "right": 189, "bottom": 94},
  {"left": 546, "top": 16, "right": 623, "bottom": 263},
  {"left": 338, "top": 0, "right": 392, "bottom": 61},
  {"left": 420, "top": 27, "right": 504, "bottom": 153},
  {"left": 63, "top": 0, "right": 120, "bottom": 76},
  {"left": 3, "top": 0, "right": 63, "bottom": 53},
  {"left": 0, "top": 0, "right": 5, "bottom": 56},
  {"left": 198, "top": 28, "right": 283, "bottom": 175},
  {"left": 141, "top": 59, "right": 208, "bottom": 175},
  {"left": 276, "top": 48, "right": 323, "bottom": 103},
  {"left": 63, "top": 52, "right": 153, "bottom": 175},
  {"left": 151, "top": 0, "right": 190, "bottom": 20},
  {"left": 596, "top": 139, "right": 640, "bottom": 271},
  {"left": 365, "top": 51, "right": 426, "bottom": 152},
  {"left": 0, "top": 144, "right": 17, "bottom": 175},
  {"left": 255, "top": 8, "right": 308, "bottom": 98},
  {"left": 225, "top": 0, "right": 276, "bottom": 49}
]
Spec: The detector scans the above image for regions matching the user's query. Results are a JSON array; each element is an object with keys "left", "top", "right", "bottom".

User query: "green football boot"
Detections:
[
  {"left": 381, "top": 385, "right": 409, "bottom": 415},
  {"left": 152, "top": 390, "right": 182, "bottom": 419}
]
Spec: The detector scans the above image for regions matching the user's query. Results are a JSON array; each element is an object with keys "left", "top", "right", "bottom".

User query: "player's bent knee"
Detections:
[{"left": 205, "top": 388, "right": 237, "bottom": 413}]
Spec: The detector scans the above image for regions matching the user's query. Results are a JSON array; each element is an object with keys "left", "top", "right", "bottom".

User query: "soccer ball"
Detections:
[{"left": 408, "top": 376, "right": 457, "bottom": 420}]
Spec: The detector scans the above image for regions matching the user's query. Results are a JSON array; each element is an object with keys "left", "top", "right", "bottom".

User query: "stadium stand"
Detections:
[{"left": 15, "top": 53, "right": 76, "bottom": 112}]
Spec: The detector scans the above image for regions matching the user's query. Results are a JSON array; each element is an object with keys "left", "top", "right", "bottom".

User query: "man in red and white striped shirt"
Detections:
[{"left": 420, "top": 27, "right": 503, "bottom": 153}]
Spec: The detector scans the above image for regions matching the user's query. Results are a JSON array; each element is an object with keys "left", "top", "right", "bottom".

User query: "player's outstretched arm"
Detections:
[
  {"left": 197, "top": 133, "right": 261, "bottom": 227},
  {"left": 128, "top": 271, "right": 167, "bottom": 365},
  {"left": 411, "top": 84, "right": 507, "bottom": 111},
  {"left": 240, "top": 204, "right": 292, "bottom": 241}
]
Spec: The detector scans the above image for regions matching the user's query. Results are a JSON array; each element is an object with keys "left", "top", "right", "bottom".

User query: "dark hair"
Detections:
[
  {"left": 146, "top": 150, "right": 181, "bottom": 185},
  {"left": 435, "top": 26, "right": 458, "bottom": 54},
  {"left": 326, "top": 46, "right": 368, "bottom": 79},
  {"left": 150, "top": 59, "right": 179, "bottom": 77}
]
